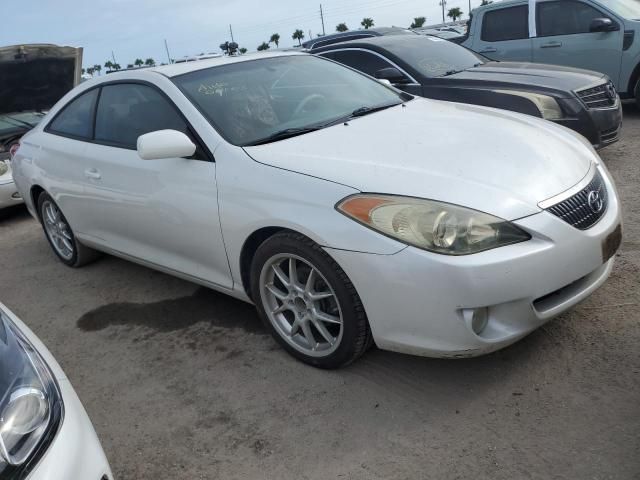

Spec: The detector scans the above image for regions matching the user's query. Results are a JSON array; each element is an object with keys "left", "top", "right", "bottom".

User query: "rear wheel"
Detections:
[
  {"left": 37, "top": 192, "right": 100, "bottom": 267},
  {"left": 635, "top": 79, "right": 640, "bottom": 109},
  {"left": 250, "top": 231, "right": 372, "bottom": 369}
]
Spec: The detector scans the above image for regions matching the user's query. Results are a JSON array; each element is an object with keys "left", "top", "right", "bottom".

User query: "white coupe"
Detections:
[{"left": 11, "top": 52, "right": 622, "bottom": 368}]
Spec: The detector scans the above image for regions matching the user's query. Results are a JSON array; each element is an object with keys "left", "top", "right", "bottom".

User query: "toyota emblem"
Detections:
[
  {"left": 587, "top": 190, "right": 604, "bottom": 213},
  {"left": 605, "top": 83, "right": 616, "bottom": 100}
]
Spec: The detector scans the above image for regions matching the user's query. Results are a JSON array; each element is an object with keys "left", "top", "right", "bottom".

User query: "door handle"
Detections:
[
  {"left": 541, "top": 41, "right": 563, "bottom": 48},
  {"left": 480, "top": 47, "right": 497, "bottom": 53},
  {"left": 84, "top": 168, "right": 102, "bottom": 180}
]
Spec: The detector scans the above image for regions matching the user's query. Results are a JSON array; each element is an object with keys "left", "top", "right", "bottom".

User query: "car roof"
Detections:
[
  {"left": 110, "top": 51, "right": 307, "bottom": 79},
  {"left": 313, "top": 33, "right": 442, "bottom": 53},
  {"left": 303, "top": 27, "right": 414, "bottom": 49}
]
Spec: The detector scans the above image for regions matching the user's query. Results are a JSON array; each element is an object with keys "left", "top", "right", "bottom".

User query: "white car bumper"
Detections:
[
  {"left": 326, "top": 165, "right": 622, "bottom": 358},
  {"left": 0, "top": 177, "right": 23, "bottom": 209}
]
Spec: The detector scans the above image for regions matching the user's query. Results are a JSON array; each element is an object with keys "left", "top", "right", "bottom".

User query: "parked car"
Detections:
[
  {"left": 460, "top": 0, "right": 640, "bottom": 106},
  {"left": 314, "top": 35, "right": 623, "bottom": 148},
  {"left": 0, "top": 303, "right": 112, "bottom": 478},
  {"left": 12, "top": 52, "right": 622, "bottom": 368},
  {"left": 302, "top": 27, "right": 415, "bottom": 50},
  {"left": 0, "top": 44, "right": 82, "bottom": 209}
]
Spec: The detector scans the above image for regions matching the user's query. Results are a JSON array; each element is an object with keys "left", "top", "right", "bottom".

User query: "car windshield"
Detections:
[
  {"left": 599, "top": 0, "right": 640, "bottom": 19},
  {"left": 172, "top": 55, "right": 408, "bottom": 146},
  {"left": 387, "top": 36, "right": 484, "bottom": 78}
]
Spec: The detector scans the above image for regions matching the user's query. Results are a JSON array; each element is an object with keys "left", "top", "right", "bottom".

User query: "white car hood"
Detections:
[{"left": 244, "top": 98, "right": 595, "bottom": 220}]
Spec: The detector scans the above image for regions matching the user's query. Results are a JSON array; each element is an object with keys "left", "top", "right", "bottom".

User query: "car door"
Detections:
[
  {"left": 320, "top": 49, "right": 422, "bottom": 96},
  {"left": 41, "top": 88, "right": 99, "bottom": 228},
  {"left": 532, "top": 0, "right": 624, "bottom": 88},
  {"left": 79, "top": 82, "right": 232, "bottom": 289},
  {"left": 472, "top": 4, "right": 533, "bottom": 61}
]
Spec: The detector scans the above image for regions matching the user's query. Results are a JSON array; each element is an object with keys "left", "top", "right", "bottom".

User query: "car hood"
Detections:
[
  {"left": 244, "top": 98, "right": 596, "bottom": 220},
  {"left": 0, "top": 44, "right": 82, "bottom": 116},
  {"left": 448, "top": 62, "right": 606, "bottom": 94}
]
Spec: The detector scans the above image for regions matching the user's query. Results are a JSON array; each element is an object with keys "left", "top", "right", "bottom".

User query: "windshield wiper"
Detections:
[
  {"left": 350, "top": 102, "right": 401, "bottom": 118},
  {"left": 441, "top": 68, "right": 465, "bottom": 77},
  {"left": 245, "top": 126, "right": 321, "bottom": 146}
]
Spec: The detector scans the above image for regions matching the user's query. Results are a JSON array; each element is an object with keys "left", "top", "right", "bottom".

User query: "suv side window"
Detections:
[
  {"left": 537, "top": 1, "right": 607, "bottom": 37},
  {"left": 481, "top": 6, "right": 529, "bottom": 42},
  {"left": 95, "top": 83, "right": 191, "bottom": 150},
  {"left": 48, "top": 89, "right": 99, "bottom": 139},
  {"left": 324, "top": 50, "right": 408, "bottom": 81}
]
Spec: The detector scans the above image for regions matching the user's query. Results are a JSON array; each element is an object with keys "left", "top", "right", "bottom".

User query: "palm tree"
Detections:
[
  {"left": 134, "top": 58, "right": 144, "bottom": 67},
  {"left": 269, "top": 33, "right": 280, "bottom": 48},
  {"left": 336, "top": 23, "right": 348, "bottom": 32},
  {"left": 239, "top": 47, "right": 248, "bottom": 54},
  {"left": 292, "top": 29, "right": 305, "bottom": 46},
  {"left": 92, "top": 64, "right": 102, "bottom": 75},
  {"left": 410, "top": 16, "right": 426, "bottom": 28},
  {"left": 86, "top": 67, "right": 94, "bottom": 76},
  {"left": 144, "top": 58, "right": 155, "bottom": 67},
  {"left": 447, "top": 7, "right": 463, "bottom": 21},
  {"left": 104, "top": 60, "right": 114, "bottom": 71},
  {"left": 112, "top": 63, "right": 121, "bottom": 71},
  {"left": 257, "top": 42, "right": 270, "bottom": 51},
  {"left": 361, "top": 17, "right": 374, "bottom": 29}
]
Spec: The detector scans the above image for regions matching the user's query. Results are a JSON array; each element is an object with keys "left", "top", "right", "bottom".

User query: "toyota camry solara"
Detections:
[{"left": 11, "top": 52, "right": 622, "bottom": 368}]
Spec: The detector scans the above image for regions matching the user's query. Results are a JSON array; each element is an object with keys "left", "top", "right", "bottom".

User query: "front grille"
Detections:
[
  {"left": 547, "top": 171, "right": 608, "bottom": 230},
  {"left": 600, "top": 125, "right": 620, "bottom": 144},
  {"left": 576, "top": 81, "right": 617, "bottom": 109}
]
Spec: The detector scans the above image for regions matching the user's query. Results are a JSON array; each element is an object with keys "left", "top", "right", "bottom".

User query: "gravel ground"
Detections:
[{"left": 1, "top": 106, "right": 639, "bottom": 480}]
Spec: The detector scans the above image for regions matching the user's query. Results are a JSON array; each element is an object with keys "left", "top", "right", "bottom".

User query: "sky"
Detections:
[{"left": 1, "top": 0, "right": 487, "bottom": 69}]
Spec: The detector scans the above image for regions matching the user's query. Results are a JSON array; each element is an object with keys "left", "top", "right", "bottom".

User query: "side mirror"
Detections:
[
  {"left": 374, "top": 67, "right": 409, "bottom": 85},
  {"left": 137, "top": 130, "right": 196, "bottom": 160},
  {"left": 590, "top": 18, "right": 619, "bottom": 33}
]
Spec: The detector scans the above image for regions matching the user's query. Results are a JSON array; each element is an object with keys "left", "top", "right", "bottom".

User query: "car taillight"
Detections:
[{"left": 9, "top": 142, "right": 20, "bottom": 159}]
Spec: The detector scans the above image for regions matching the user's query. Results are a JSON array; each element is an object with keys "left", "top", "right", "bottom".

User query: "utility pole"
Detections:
[
  {"left": 229, "top": 24, "right": 235, "bottom": 43},
  {"left": 468, "top": 0, "right": 472, "bottom": 18},
  {"left": 319, "top": 4, "right": 326, "bottom": 36},
  {"left": 111, "top": 51, "right": 117, "bottom": 64},
  {"left": 164, "top": 39, "right": 172, "bottom": 64},
  {"left": 439, "top": 0, "right": 447, "bottom": 23}
]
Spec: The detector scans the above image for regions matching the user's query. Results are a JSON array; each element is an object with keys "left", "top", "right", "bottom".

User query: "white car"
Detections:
[
  {"left": 0, "top": 157, "right": 23, "bottom": 210},
  {"left": 0, "top": 303, "right": 113, "bottom": 478},
  {"left": 12, "top": 52, "right": 622, "bottom": 368}
]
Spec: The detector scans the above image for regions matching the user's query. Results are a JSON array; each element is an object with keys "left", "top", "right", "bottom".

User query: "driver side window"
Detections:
[{"left": 537, "top": 1, "right": 609, "bottom": 37}]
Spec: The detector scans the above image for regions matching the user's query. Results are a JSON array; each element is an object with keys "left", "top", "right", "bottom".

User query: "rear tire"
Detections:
[
  {"left": 250, "top": 231, "right": 372, "bottom": 369},
  {"left": 37, "top": 192, "right": 100, "bottom": 267},
  {"left": 635, "top": 79, "right": 640, "bottom": 109}
]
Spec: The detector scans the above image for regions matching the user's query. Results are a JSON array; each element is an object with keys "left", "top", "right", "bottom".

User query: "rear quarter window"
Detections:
[
  {"left": 481, "top": 5, "right": 530, "bottom": 42},
  {"left": 47, "top": 89, "right": 99, "bottom": 139}
]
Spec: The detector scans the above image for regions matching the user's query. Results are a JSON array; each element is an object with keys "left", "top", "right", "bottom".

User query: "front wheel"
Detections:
[{"left": 250, "top": 232, "right": 372, "bottom": 369}]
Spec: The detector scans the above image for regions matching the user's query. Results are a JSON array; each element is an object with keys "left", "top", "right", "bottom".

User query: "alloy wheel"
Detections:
[
  {"left": 259, "top": 254, "right": 344, "bottom": 357},
  {"left": 41, "top": 200, "right": 75, "bottom": 261}
]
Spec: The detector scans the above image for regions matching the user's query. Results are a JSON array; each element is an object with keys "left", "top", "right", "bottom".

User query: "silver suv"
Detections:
[{"left": 461, "top": 0, "right": 640, "bottom": 106}]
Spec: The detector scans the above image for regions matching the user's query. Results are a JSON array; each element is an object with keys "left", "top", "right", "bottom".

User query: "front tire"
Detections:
[
  {"left": 37, "top": 192, "right": 100, "bottom": 267},
  {"left": 250, "top": 231, "right": 372, "bottom": 369}
]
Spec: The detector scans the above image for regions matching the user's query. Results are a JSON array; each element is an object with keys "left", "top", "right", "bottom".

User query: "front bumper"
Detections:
[
  {"left": 325, "top": 165, "right": 622, "bottom": 358},
  {"left": 557, "top": 98, "right": 622, "bottom": 149},
  {"left": 0, "top": 178, "right": 23, "bottom": 209},
  {"left": 25, "top": 378, "right": 113, "bottom": 480}
]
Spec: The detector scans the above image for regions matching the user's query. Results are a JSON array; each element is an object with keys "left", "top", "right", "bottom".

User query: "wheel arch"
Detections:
[
  {"left": 30, "top": 185, "right": 46, "bottom": 220},
  {"left": 627, "top": 61, "right": 640, "bottom": 98}
]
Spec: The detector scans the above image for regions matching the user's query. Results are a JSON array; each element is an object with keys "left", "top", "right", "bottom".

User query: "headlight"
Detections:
[
  {"left": 0, "top": 309, "right": 63, "bottom": 470},
  {"left": 494, "top": 90, "right": 564, "bottom": 120},
  {"left": 337, "top": 194, "right": 531, "bottom": 255}
]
